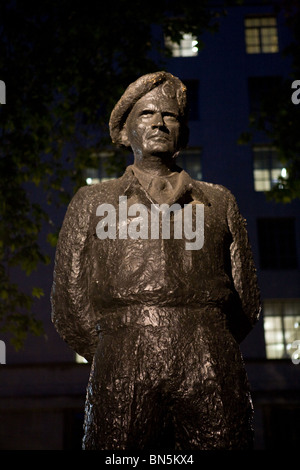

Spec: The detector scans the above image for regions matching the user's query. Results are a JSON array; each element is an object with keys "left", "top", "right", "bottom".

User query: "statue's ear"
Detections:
[{"left": 119, "top": 124, "right": 131, "bottom": 148}]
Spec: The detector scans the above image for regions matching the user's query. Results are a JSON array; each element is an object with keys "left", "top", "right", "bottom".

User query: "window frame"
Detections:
[
  {"left": 164, "top": 33, "right": 199, "bottom": 58},
  {"left": 244, "top": 15, "right": 279, "bottom": 54},
  {"left": 263, "top": 299, "right": 300, "bottom": 360},
  {"left": 84, "top": 150, "right": 127, "bottom": 185},
  {"left": 176, "top": 147, "right": 202, "bottom": 181},
  {"left": 252, "top": 145, "right": 287, "bottom": 192}
]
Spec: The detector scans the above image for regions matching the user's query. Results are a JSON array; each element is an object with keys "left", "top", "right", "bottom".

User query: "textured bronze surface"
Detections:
[{"left": 51, "top": 72, "right": 261, "bottom": 450}]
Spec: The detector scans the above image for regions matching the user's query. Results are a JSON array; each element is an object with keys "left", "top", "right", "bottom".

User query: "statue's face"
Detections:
[{"left": 124, "top": 86, "right": 181, "bottom": 161}]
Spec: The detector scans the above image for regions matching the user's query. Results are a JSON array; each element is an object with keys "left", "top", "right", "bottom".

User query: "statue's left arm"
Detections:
[
  {"left": 226, "top": 191, "right": 261, "bottom": 343},
  {"left": 51, "top": 186, "right": 99, "bottom": 362}
]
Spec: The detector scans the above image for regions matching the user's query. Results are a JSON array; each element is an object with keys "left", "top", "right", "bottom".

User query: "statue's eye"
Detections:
[
  {"left": 140, "top": 110, "right": 154, "bottom": 117},
  {"left": 163, "top": 112, "right": 178, "bottom": 121}
]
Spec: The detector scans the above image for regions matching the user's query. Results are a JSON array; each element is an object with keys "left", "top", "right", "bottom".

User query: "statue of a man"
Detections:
[{"left": 51, "top": 71, "right": 261, "bottom": 450}]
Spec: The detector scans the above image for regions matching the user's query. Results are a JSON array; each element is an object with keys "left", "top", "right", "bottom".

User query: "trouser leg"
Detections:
[
  {"left": 82, "top": 327, "right": 140, "bottom": 450},
  {"left": 169, "top": 323, "right": 254, "bottom": 450},
  {"left": 82, "top": 325, "right": 178, "bottom": 450}
]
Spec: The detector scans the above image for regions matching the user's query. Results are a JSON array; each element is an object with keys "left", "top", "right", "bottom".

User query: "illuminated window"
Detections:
[
  {"left": 176, "top": 148, "right": 202, "bottom": 180},
  {"left": 245, "top": 16, "right": 279, "bottom": 54},
  {"left": 257, "top": 218, "right": 298, "bottom": 269},
  {"left": 75, "top": 353, "right": 88, "bottom": 364},
  {"left": 263, "top": 299, "right": 300, "bottom": 359},
  {"left": 84, "top": 166, "right": 102, "bottom": 185},
  {"left": 84, "top": 150, "right": 127, "bottom": 185},
  {"left": 165, "top": 33, "right": 199, "bottom": 57},
  {"left": 253, "top": 146, "right": 287, "bottom": 191}
]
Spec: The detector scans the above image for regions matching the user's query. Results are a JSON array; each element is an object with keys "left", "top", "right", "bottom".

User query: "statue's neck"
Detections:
[{"left": 133, "top": 155, "right": 177, "bottom": 177}]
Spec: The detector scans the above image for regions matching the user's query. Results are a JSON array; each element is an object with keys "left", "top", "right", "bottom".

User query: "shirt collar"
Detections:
[{"left": 119, "top": 165, "right": 211, "bottom": 207}]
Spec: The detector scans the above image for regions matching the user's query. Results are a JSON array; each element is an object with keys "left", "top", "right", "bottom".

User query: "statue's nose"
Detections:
[{"left": 151, "top": 112, "right": 164, "bottom": 128}]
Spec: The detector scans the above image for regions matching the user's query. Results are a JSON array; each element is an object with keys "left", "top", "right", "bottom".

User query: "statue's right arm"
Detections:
[{"left": 51, "top": 186, "right": 99, "bottom": 363}]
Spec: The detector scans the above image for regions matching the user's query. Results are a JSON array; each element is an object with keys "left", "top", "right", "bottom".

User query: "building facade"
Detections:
[{"left": 0, "top": 1, "right": 299, "bottom": 450}]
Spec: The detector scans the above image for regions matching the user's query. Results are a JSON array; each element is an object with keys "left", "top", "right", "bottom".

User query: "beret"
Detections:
[{"left": 109, "top": 71, "right": 187, "bottom": 147}]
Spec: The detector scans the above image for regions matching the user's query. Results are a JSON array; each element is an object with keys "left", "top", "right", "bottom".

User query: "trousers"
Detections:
[{"left": 82, "top": 306, "right": 254, "bottom": 450}]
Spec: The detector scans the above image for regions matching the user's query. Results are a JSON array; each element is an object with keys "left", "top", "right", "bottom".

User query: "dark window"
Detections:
[
  {"left": 263, "top": 405, "right": 300, "bottom": 449},
  {"left": 184, "top": 79, "right": 199, "bottom": 121},
  {"left": 257, "top": 218, "right": 298, "bottom": 269},
  {"left": 248, "top": 76, "right": 282, "bottom": 115}
]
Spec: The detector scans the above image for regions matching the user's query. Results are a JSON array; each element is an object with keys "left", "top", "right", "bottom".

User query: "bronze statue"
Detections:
[{"left": 51, "top": 71, "right": 261, "bottom": 450}]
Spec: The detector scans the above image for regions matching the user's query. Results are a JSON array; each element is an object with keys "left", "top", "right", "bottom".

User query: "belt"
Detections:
[{"left": 95, "top": 303, "right": 225, "bottom": 332}]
